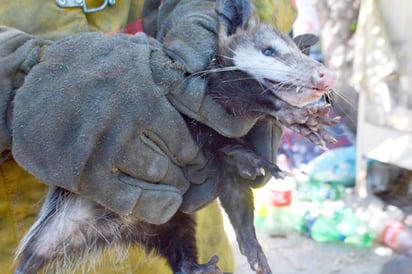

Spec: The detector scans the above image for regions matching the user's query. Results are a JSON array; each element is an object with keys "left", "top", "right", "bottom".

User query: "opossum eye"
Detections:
[{"left": 262, "top": 47, "right": 276, "bottom": 57}]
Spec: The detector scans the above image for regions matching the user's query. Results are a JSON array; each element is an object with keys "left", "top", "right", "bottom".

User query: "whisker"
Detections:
[
  {"left": 331, "top": 88, "right": 358, "bottom": 111},
  {"left": 328, "top": 89, "right": 358, "bottom": 128}
]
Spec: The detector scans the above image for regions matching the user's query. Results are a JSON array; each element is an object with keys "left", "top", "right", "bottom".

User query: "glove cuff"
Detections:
[
  {"left": 0, "top": 27, "right": 50, "bottom": 162},
  {"left": 247, "top": 120, "right": 283, "bottom": 163},
  {"left": 180, "top": 178, "right": 219, "bottom": 213},
  {"left": 245, "top": 120, "right": 283, "bottom": 187}
]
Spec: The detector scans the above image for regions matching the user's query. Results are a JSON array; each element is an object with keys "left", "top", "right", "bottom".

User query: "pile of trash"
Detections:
[{"left": 254, "top": 142, "right": 412, "bottom": 253}]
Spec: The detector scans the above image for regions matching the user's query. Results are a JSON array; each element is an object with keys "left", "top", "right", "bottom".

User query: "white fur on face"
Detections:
[{"left": 233, "top": 38, "right": 296, "bottom": 85}]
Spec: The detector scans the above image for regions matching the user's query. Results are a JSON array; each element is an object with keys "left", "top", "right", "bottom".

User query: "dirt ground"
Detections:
[{"left": 223, "top": 214, "right": 395, "bottom": 274}]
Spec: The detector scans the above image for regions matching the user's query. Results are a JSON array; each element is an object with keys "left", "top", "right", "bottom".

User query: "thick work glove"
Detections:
[
  {"left": 147, "top": 0, "right": 279, "bottom": 139},
  {"left": 142, "top": 0, "right": 283, "bottom": 212},
  {"left": 0, "top": 27, "right": 212, "bottom": 225},
  {"left": 0, "top": 27, "right": 51, "bottom": 162},
  {"left": 0, "top": 0, "right": 286, "bottom": 221}
]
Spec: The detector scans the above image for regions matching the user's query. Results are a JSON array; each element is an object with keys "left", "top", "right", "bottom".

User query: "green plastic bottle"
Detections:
[
  {"left": 310, "top": 214, "right": 346, "bottom": 242},
  {"left": 295, "top": 179, "right": 346, "bottom": 202},
  {"left": 337, "top": 209, "right": 375, "bottom": 247},
  {"left": 309, "top": 207, "right": 375, "bottom": 247}
]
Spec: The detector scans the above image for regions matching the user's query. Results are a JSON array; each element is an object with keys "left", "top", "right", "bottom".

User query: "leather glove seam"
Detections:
[{"left": 5, "top": 92, "right": 15, "bottom": 141}]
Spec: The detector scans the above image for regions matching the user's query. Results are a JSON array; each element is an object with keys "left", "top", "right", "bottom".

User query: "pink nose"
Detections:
[{"left": 312, "top": 66, "right": 336, "bottom": 90}]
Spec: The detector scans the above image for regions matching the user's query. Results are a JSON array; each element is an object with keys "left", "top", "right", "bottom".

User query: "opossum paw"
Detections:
[
  {"left": 180, "top": 256, "right": 222, "bottom": 274},
  {"left": 220, "top": 144, "right": 291, "bottom": 183},
  {"left": 273, "top": 103, "right": 338, "bottom": 148},
  {"left": 289, "top": 121, "right": 337, "bottom": 150},
  {"left": 220, "top": 144, "right": 267, "bottom": 180},
  {"left": 249, "top": 251, "right": 272, "bottom": 274}
]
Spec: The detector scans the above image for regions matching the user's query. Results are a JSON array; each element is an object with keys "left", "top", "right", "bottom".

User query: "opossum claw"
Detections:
[
  {"left": 317, "top": 115, "right": 340, "bottom": 126},
  {"left": 307, "top": 105, "right": 318, "bottom": 114},
  {"left": 253, "top": 252, "right": 273, "bottom": 274},
  {"left": 278, "top": 170, "right": 293, "bottom": 179},
  {"left": 221, "top": 144, "right": 268, "bottom": 181},
  {"left": 220, "top": 144, "right": 290, "bottom": 183},
  {"left": 260, "top": 159, "right": 291, "bottom": 179},
  {"left": 319, "top": 127, "right": 337, "bottom": 144},
  {"left": 333, "top": 115, "right": 342, "bottom": 123},
  {"left": 316, "top": 104, "right": 332, "bottom": 115}
]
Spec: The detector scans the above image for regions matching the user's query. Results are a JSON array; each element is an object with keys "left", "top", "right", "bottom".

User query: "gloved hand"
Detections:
[
  {"left": 0, "top": 27, "right": 211, "bottom": 225},
  {"left": 142, "top": 0, "right": 284, "bottom": 212},
  {"left": 0, "top": 0, "right": 284, "bottom": 222}
]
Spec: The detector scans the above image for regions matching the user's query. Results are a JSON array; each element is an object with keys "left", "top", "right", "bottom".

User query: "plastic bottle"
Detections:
[
  {"left": 337, "top": 209, "right": 375, "bottom": 247},
  {"left": 310, "top": 214, "right": 345, "bottom": 242},
  {"left": 344, "top": 193, "right": 412, "bottom": 252},
  {"left": 264, "top": 177, "right": 295, "bottom": 237},
  {"left": 306, "top": 204, "right": 346, "bottom": 243},
  {"left": 284, "top": 199, "right": 315, "bottom": 233},
  {"left": 381, "top": 221, "right": 412, "bottom": 253},
  {"left": 265, "top": 205, "right": 289, "bottom": 237},
  {"left": 295, "top": 179, "right": 346, "bottom": 202},
  {"left": 306, "top": 203, "right": 375, "bottom": 247},
  {"left": 314, "top": 182, "right": 346, "bottom": 202}
]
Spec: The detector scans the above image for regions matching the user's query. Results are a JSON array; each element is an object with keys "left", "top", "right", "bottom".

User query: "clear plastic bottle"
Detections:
[
  {"left": 344, "top": 194, "right": 412, "bottom": 252},
  {"left": 264, "top": 177, "right": 295, "bottom": 237},
  {"left": 265, "top": 205, "right": 289, "bottom": 237},
  {"left": 381, "top": 221, "right": 412, "bottom": 253}
]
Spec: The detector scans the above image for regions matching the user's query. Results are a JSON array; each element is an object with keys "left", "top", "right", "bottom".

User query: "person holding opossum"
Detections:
[{"left": 0, "top": 0, "right": 298, "bottom": 273}]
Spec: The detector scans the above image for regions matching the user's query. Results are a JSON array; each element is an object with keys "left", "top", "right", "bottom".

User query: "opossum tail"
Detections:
[
  {"left": 13, "top": 186, "right": 214, "bottom": 274},
  {"left": 14, "top": 187, "right": 129, "bottom": 274},
  {"left": 14, "top": 186, "right": 62, "bottom": 273}
]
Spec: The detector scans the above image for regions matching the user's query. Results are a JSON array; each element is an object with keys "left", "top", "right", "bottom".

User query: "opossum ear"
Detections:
[
  {"left": 293, "top": 34, "right": 319, "bottom": 55},
  {"left": 215, "top": 0, "right": 258, "bottom": 37}
]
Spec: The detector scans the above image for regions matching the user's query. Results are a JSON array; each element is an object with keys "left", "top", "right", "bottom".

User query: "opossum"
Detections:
[{"left": 14, "top": 0, "right": 338, "bottom": 273}]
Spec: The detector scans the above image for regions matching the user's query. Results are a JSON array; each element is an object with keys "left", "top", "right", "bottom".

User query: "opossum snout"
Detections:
[
  {"left": 311, "top": 66, "right": 336, "bottom": 90},
  {"left": 260, "top": 62, "right": 337, "bottom": 107}
]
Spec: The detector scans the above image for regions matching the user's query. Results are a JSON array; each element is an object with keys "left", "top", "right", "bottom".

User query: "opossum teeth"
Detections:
[
  {"left": 243, "top": 170, "right": 252, "bottom": 177},
  {"left": 295, "top": 86, "right": 302, "bottom": 93}
]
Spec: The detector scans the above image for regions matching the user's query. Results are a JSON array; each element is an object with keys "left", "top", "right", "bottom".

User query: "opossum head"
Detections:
[{"left": 214, "top": 0, "right": 336, "bottom": 108}]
